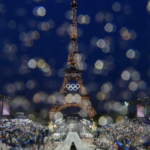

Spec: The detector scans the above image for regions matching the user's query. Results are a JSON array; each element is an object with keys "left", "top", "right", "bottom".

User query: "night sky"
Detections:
[{"left": 0, "top": 0, "right": 150, "bottom": 117}]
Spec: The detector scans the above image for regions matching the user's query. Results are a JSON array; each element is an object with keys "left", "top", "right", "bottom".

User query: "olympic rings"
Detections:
[{"left": 66, "top": 84, "right": 80, "bottom": 91}]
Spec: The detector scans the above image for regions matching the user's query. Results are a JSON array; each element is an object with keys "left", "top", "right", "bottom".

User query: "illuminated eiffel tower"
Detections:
[{"left": 49, "top": 0, "right": 96, "bottom": 120}]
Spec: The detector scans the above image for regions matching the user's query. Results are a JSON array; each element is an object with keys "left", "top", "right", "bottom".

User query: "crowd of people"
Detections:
[
  {"left": 93, "top": 119, "right": 150, "bottom": 149},
  {"left": 0, "top": 118, "right": 49, "bottom": 150},
  {"left": 69, "top": 119, "right": 150, "bottom": 150},
  {"left": 2, "top": 118, "right": 150, "bottom": 150}
]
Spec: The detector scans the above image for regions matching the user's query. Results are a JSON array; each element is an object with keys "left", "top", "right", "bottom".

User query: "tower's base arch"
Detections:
[{"left": 49, "top": 96, "right": 96, "bottom": 120}]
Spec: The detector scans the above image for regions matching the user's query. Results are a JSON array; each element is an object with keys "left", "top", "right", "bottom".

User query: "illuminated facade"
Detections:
[{"left": 49, "top": 0, "right": 96, "bottom": 120}]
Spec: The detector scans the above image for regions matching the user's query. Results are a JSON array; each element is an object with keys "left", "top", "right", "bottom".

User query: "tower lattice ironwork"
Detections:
[{"left": 49, "top": 0, "right": 96, "bottom": 120}]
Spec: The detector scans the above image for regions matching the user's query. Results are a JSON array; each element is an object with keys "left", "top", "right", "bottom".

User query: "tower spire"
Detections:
[
  {"left": 66, "top": 0, "right": 80, "bottom": 72},
  {"left": 71, "top": 0, "right": 78, "bottom": 8}
]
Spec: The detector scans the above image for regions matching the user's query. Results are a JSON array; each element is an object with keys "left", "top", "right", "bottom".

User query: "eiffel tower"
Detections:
[{"left": 49, "top": 0, "right": 96, "bottom": 120}]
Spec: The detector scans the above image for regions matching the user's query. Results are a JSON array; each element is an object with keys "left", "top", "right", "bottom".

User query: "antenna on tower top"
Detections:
[{"left": 71, "top": 0, "right": 78, "bottom": 8}]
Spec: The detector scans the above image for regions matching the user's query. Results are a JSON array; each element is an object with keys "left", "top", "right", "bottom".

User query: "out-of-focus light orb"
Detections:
[
  {"left": 138, "top": 92, "right": 146, "bottom": 98},
  {"left": 106, "top": 116, "right": 113, "bottom": 125},
  {"left": 104, "top": 23, "right": 113, "bottom": 32},
  {"left": 101, "top": 82, "right": 112, "bottom": 93},
  {"left": 37, "top": 59, "right": 46, "bottom": 68},
  {"left": 79, "top": 53, "right": 85, "bottom": 61},
  {"left": 19, "top": 32, "right": 27, "bottom": 41},
  {"left": 120, "top": 106, "right": 128, "bottom": 115},
  {"left": 126, "top": 49, "right": 135, "bottom": 59},
  {"left": 138, "top": 81, "right": 147, "bottom": 90},
  {"left": 39, "top": 109, "right": 47, "bottom": 119},
  {"left": 11, "top": 96, "right": 22, "bottom": 108},
  {"left": 112, "top": 2, "right": 121, "bottom": 12},
  {"left": 79, "top": 109, "right": 87, "bottom": 117},
  {"left": 121, "top": 71, "right": 130, "bottom": 80},
  {"left": 97, "top": 39, "right": 105, "bottom": 48},
  {"left": 48, "top": 20, "right": 55, "bottom": 28},
  {"left": 33, "top": 93, "right": 40, "bottom": 103},
  {"left": 129, "top": 81, "right": 138, "bottom": 91},
  {"left": 0, "top": 4, "right": 6, "bottom": 13},
  {"left": 116, "top": 116, "right": 124, "bottom": 122},
  {"left": 28, "top": 59, "right": 37, "bottom": 69},
  {"left": 47, "top": 95, "right": 56, "bottom": 104},
  {"left": 14, "top": 82, "right": 25, "bottom": 91},
  {"left": 97, "top": 92, "right": 105, "bottom": 101},
  {"left": 91, "top": 37, "right": 98, "bottom": 46},
  {"left": 57, "top": 27, "right": 65, "bottom": 36},
  {"left": 33, "top": 92, "right": 48, "bottom": 103},
  {"left": 33, "top": 7, "right": 38, "bottom": 16},
  {"left": 77, "top": 15, "right": 90, "bottom": 24},
  {"left": 130, "top": 30, "right": 137, "bottom": 40},
  {"left": 66, "top": 94, "right": 73, "bottom": 103},
  {"left": 120, "top": 27, "right": 130, "bottom": 40},
  {"left": 79, "top": 61, "right": 87, "bottom": 71},
  {"left": 44, "top": 70, "right": 51, "bottom": 77},
  {"left": 58, "top": 69, "right": 65, "bottom": 77},
  {"left": 74, "top": 94, "right": 81, "bottom": 103},
  {"left": 105, "top": 103, "right": 113, "bottom": 112},
  {"left": 3, "top": 44, "right": 18, "bottom": 54},
  {"left": 36, "top": 118, "right": 44, "bottom": 123},
  {"left": 123, "top": 91, "right": 131, "bottom": 100},
  {"left": 105, "top": 13, "right": 114, "bottom": 22},
  {"left": 83, "top": 15, "right": 90, "bottom": 24},
  {"left": 22, "top": 100, "right": 30, "bottom": 110},
  {"left": 147, "top": 0, "right": 150, "bottom": 12},
  {"left": 8, "top": 20, "right": 16, "bottom": 29},
  {"left": 26, "top": 80, "right": 35, "bottom": 89},
  {"left": 42, "top": 63, "right": 50, "bottom": 72},
  {"left": 104, "top": 102, "right": 113, "bottom": 111},
  {"left": 98, "top": 116, "right": 107, "bottom": 126},
  {"left": 55, "top": 112, "right": 63, "bottom": 120},
  {"left": 6, "top": 84, "right": 15, "bottom": 94},
  {"left": 131, "top": 71, "right": 140, "bottom": 81},
  {"left": 77, "top": 28, "right": 83, "bottom": 37},
  {"left": 37, "top": 6, "right": 46, "bottom": 17},
  {"left": 12, "top": 96, "right": 30, "bottom": 110},
  {"left": 65, "top": 10, "right": 71, "bottom": 20},
  {"left": 113, "top": 102, "right": 121, "bottom": 111},
  {"left": 95, "top": 60, "right": 103, "bottom": 70},
  {"left": 95, "top": 12, "right": 104, "bottom": 23},
  {"left": 38, "top": 22, "right": 50, "bottom": 31},
  {"left": 25, "top": 39, "right": 33, "bottom": 47},
  {"left": 101, "top": 84, "right": 109, "bottom": 93},
  {"left": 28, "top": 114, "right": 36, "bottom": 121},
  {"left": 102, "top": 44, "right": 110, "bottom": 53},
  {"left": 135, "top": 50, "right": 140, "bottom": 59},
  {"left": 104, "top": 93, "right": 111, "bottom": 101},
  {"left": 31, "top": 31, "right": 40, "bottom": 40}
]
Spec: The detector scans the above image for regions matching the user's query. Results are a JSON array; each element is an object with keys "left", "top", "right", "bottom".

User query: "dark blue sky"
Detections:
[{"left": 0, "top": 0, "right": 150, "bottom": 114}]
